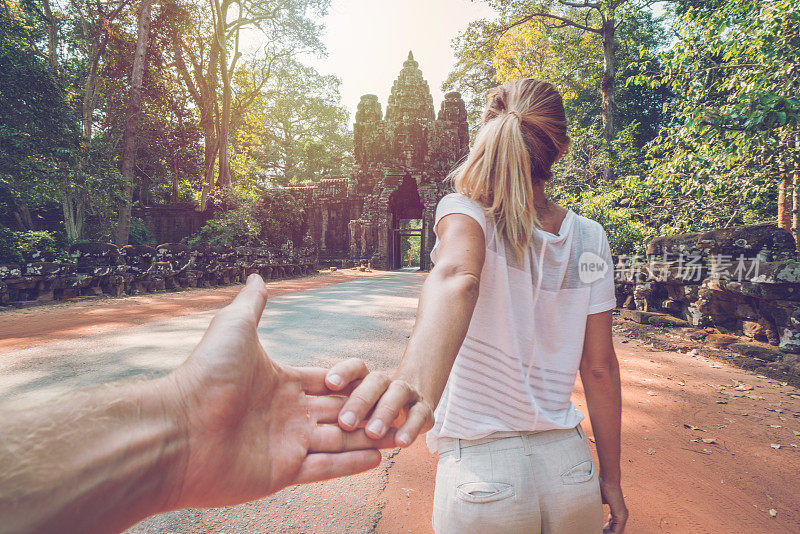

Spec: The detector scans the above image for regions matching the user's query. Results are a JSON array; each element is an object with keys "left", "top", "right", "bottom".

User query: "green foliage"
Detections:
[
  {"left": 446, "top": 1, "right": 671, "bottom": 147},
  {"left": 16, "top": 229, "right": 67, "bottom": 261},
  {"left": 128, "top": 217, "right": 157, "bottom": 247},
  {"left": 0, "top": 224, "right": 22, "bottom": 263},
  {"left": 0, "top": 1, "right": 77, "bottom": 172},
  {"left": 189, "top": 188, "right": 306, "bottom": 248},
  {"left": 0, "top": 0, "right": 78, "bottom": 216},
  {"left": 549, "top": 121, "right": 645, "bottom": 198},
  {"left": 630, "top": 0, "right": 799, "bottom": 233},
  {"left": 260, "top": 189, "right": 308, "bottom": 246},
  {"left": 188, "top": 220, "right": 238, "bottom": 248},
  {"left": 567, "top": 190, "right": 653, "bottom": 256},
  {"left": 1, "top": 0, "right": 347, "bottom": 244},
  {"left": 0, "top": 226, "right": 68, "bottom": 263},
  {"left": 245, "top": 58, "right": 353, "bottom": 186},
  {"left": 401, "top": 235, "right": 421, "bottom": 267}
]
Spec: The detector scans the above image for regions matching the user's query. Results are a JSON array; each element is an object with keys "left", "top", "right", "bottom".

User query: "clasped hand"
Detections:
[
  {"left": 166, "top": 274, "right": 399, "bottom": 509},
  {"left": 324, "top": 360, "right": 435, "bottom": 449}
]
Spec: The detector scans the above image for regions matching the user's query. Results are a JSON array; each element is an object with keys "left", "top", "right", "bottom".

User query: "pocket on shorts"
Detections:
[
  {"left": 456, "top": 481, "right": 515, "bottom": 503},
  {"left": 560, "top": 459, "right": 595, "bottom": 485}
]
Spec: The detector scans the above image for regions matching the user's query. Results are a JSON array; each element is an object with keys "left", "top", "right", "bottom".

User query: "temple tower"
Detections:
[
  {"left": 385, "top": 52, "right": 436, "bottom": 123},
  {"left": 293, "top": 52, "right": 470, "bottom": 270}
]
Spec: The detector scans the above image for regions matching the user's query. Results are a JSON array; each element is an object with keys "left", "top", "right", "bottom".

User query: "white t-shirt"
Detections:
[{"left": 426, "top": 193, "right": 616, "bottom": 452}]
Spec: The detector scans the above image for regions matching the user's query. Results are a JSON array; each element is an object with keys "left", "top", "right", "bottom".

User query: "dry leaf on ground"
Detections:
[
  {"left": 691, "top": 438, "right": 717, "bottom": 444},
  {"left": 684, "top": 424, "right": 706, "bottom": 431}
]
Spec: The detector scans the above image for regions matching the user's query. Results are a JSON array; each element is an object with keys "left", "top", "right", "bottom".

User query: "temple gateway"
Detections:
[{"left": 284, "top": 52, "right": 469, "bottom": 270}]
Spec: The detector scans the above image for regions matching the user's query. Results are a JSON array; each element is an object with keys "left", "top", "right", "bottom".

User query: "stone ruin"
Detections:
[
  {"left": 0, "top": 241, "right": 318, "bottom": 307},
  {"left": 614, "top": 223, "right": 800, "bottom": 374},
  {"left": 282, "top": 52, "right": 469, "bottom": 270}
]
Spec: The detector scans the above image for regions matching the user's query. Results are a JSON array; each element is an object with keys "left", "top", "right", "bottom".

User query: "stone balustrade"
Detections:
[
  {"left": 0, "top": 241, "right": 318, "bottom": 308},
  {"left": 614, "top": 223, "right": 800, "bottom": 364}
]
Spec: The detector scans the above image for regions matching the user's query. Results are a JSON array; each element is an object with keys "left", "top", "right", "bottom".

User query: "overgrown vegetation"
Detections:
[
  {"left": 447, "top": 0, "right": 800, "bottom": 252},
  {"left": 0, "top": 225, "right": 69, "bottom": 263},
  {"left": 188, "top": 189, "right": 306, "bottom": 248},
  {"left": 0, "top": 0, "right": 351, "bottom": 246}
]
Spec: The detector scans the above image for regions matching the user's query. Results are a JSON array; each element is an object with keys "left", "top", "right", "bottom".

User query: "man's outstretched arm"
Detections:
[
  {"left": 0, "top": 375, "right": 187, "bottom": 534},
  {"left": 0, "top": 274, "right": 393, "bottom": 534}
]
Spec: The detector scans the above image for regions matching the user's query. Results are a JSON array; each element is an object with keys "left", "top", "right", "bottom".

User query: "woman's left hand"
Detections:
[{"left": 325, "top": 358, "right": 435, "bottom": 448}]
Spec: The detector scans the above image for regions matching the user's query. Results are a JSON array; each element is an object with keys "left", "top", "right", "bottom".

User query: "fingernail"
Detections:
[
  {"left": 366, "top": 419, "right": 386, "bottom": 437},
  {"left": 340, "top": 411, "right": 357, "bottom": 428},
  {"left": 396, "top": 433, "right": 411, "bottom": 447},
  {"left": 327, "top": 374, "right": 343, "bottom": 388}
]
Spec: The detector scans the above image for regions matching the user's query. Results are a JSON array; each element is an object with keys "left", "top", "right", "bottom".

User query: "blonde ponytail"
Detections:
[{"left": 450, "top": 79, "right": 570, "bottom": 260}]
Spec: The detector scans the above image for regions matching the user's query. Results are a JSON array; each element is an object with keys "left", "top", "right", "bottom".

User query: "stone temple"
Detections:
[{"left": 284, "top": 52, "right": 469, "bottom": 270}]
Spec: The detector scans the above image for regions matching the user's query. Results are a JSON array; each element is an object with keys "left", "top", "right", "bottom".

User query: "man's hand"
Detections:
[
  {"left": 0, "top": 273, "right": 395, "bottom": 534},
  {"left": 165, "top": 274, "right": 394, "bottom": 509}
]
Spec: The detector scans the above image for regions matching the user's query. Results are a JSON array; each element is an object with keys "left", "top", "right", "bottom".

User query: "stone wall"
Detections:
[
  {"left": 133, "top": 204, "right": 213, "bottom": 244},
  {"left": 615, "top": 223, "right": 800, "bottom": 366},
  {"left": 0, "top": 240, "right": 318, "bottom": 308}
]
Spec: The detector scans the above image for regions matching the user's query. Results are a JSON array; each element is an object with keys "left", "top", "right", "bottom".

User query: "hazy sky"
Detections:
[{"left": 304, "top": 0, "right": 496, "bottom": 123}]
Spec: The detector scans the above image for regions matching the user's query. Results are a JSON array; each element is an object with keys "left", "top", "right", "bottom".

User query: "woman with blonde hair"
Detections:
[{"left": 328, "top": 78, "right": 627, "bottom": 533}]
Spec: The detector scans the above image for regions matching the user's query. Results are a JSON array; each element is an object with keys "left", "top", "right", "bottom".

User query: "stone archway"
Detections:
[{"left": 388, "top": 175, "right": 423, "bottom": 270}]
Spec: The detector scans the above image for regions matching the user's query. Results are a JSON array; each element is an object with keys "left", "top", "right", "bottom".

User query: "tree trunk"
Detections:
[
  {"left": 600, "top": 17, "right": 616, "bottom": 181},
  {"left": 216, "top": 5, "right": 233, "bottom": 191},
  {"left": 40, "top": 0, "right": 59, "bottom": 73},
  {"left": 14, "top": 203, "right": 34, "bottom": 230},
  {"left": 115, "top": 0, "right": 152, "bottom": 246},
  {"left": 793, "top": 134, "right": 800, "bottom": 252},
  {"left": 199, "top": 122, "right": 218, "bottom": 211},
  {"left": 217, "top": 119, "right": 231, "bottom": 188},
  {"left": 779, "top": 179, "right": 792, "bottom": 231},
  {"left": 198, "top": 33, "right": 221, "bottom": 211},
  {"left": 779, "top": 135, "right": 792, "bottom": 232},
  {"left": 171, "top": 152, "right": 180, "bottom": 203},
  {"left": 62, "top": 188, "right": 85, "bottom": 243}
]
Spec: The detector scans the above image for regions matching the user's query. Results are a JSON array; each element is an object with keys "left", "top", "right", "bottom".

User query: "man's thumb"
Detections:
[{"left": 230, "top": 273, "right": 269, "bottom": 323}]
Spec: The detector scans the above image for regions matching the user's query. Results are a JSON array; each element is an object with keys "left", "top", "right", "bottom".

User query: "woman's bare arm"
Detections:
[
  {"left": 579, "top": 310, "right": 628, "bottom": 533},
  {"left": 327, "top": 213, "right": 485, "bottom": 446}
]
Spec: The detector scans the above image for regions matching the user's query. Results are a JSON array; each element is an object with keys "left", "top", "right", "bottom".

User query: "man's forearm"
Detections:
[
  {"left": 0, "top": 376, "right": 187, "bottom": 534},
  {"left": 397, "top": 265, "right": 480, "bottom": 407},
  {"left": 581, "top": 362, "right": 622, "bottom": 485}
]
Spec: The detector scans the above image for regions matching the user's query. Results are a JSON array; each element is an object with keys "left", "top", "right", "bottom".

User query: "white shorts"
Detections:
[{"left": 433, "top": 424, "right": 604, "bottom": 534}]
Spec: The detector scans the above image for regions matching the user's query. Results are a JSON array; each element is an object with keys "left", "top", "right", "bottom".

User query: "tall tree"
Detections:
[
  {"left": 251, "top": 59, "right": 352, "bottom": 185},
  {"left": 167, "top": 0, "right": 328, "bottom": 211},
  {"left": 62, "top": 0, "right": 130, "bottom": 241},
  {"left": 115, "top": 0, "right": 152, "bottom": 245},
  {"left": 470, "top": 0, "right": 668, "bottom": 178},
  {"left": 0, "top": 0, "right": 78, "bottom": 230}
]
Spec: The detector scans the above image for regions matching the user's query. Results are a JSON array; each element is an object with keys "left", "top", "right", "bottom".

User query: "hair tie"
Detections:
[{"left": 507, "top": 110, "right": 522, "bottom": 124}]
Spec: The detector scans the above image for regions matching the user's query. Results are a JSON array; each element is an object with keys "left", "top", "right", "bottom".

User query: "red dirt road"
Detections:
[
  {"left": 2, "top": 275, "right": 799, "bottom": 533},
  {"left": 378, "top": 334, "right": 800, "bottom": 533}
]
